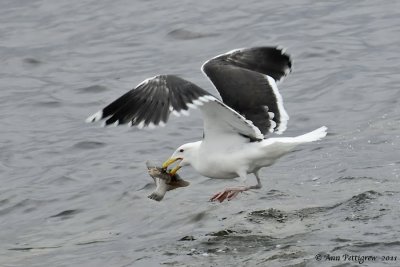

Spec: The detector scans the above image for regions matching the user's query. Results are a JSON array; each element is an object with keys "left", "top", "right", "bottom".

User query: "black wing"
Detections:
[
  {"left": 86, "top": 75, "right": 211, "bottom": 128},
  {"left": 201, "top": 47, "right": 291, "bottom": 134}
]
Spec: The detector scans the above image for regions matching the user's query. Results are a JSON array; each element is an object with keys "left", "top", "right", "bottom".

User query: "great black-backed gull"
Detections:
[{"left": 86, "top": 47, "right": 327, "bottom": 202}]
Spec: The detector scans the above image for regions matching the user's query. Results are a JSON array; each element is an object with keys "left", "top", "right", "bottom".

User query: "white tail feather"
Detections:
[
  {"left": 266, "top": 126, "right": 328, "bottom": 145},
  {"left": 262, "top": 126, "right": 328, "bottom": 156},
  {"left": 295, "top": 126, "right": 328, "bottom": 143}
]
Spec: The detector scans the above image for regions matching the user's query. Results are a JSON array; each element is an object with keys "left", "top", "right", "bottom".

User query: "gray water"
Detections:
[{"left": 1, "top": 0, "right": 399, "bottom": 266}]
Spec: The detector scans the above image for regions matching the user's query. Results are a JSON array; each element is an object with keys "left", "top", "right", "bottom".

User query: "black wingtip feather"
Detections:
[{"left": 225, "top": 47, "right": 292, "bottom": 81}]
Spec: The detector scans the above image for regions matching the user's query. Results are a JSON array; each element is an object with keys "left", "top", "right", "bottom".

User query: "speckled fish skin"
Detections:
[{"left": 146, "top": 161, "right": 189, "bottom": 201}]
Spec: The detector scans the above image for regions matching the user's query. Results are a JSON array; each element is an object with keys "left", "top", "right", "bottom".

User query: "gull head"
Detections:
[{"left": 162, "top": 142, "right": 200, "bottom": 175}]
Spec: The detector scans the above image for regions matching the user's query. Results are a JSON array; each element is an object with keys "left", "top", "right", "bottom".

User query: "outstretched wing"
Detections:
[
  {"left": 202, "top": 47, "right": 291, "bottom": 134},
  {"left": 86, "top": 75, "right": 208, "bottom": 128},
  {"left": 86, "top": 75, "right": 263, "bottom": 140}
]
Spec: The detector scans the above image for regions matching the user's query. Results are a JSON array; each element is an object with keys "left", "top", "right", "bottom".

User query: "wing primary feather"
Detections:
[{"left": 201, "top": 46, "right": 291, "bottom": 135}]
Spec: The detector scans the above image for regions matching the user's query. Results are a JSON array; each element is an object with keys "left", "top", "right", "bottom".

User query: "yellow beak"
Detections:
[
  {"left": 162, "top": 157, "right": 182, "bottom": 176},
  {"left": 162, "top": 157, "right": 180, "bottom": 169},
  {"left": 169, "top": 165, "right": 181, "bottom": 176}
]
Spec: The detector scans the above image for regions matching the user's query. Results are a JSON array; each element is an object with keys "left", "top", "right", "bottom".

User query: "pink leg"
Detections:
[
  {"left": 210, "top": 172, "right": 262, "bottom": 203},
  {"left": 209, "top": 186, "right": 248, "bottom": 202}
]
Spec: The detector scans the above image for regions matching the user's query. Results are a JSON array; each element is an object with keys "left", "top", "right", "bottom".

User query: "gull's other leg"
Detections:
[{"left": 250, "top": 170, "right": 262, "bottom": 189}]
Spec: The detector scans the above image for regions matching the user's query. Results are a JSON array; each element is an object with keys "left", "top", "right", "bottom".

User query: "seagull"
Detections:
[{"left": 86, "top": 46, "right": 327, "bottom": 202}]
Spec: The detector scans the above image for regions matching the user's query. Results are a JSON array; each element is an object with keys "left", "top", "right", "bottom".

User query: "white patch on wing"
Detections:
[
  {"left": 170, "top": 95, "right": 214, "bottom": 118},
  {"left": 192, "top": 99, "right": 204, "bottom": 106},
  {"left": 203, "top": 95, "right": 215, "bottom": 101},
  {"left": 276, "top": 46, "right": 291, "bottom": 81},
  {"left": 277, "top": 45, "right": 287, "bottom": 55},
  {"left": 187, "top": 103, "right": 198, "bottom": 109},
  {"left": 269, "top": 120, "right": 277, "bottom": 132},
  {"left": 268, "top": 112, "right": 275, "bottom": 119},
  {"left": 137, "top": 121, "right": 145, "bottom": 129},
  {"left": 85, "top": 110, "right": 103, "bottom": 123},
  {"left": 266, "top": 75, "right": 289, "bottom": 134},
  {"left": 172, "top": 109, "right": 189, "bottom": 117},
  {"left": 172, "top": 110, "right": 181, "bottom": 117},
  {"left": 198, "top": 95, "right": 211, "bottom": 103}
]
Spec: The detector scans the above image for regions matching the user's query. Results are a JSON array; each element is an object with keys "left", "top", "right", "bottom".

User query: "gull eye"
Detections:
[{"left": 179, "top": 149, "right": 184, "bottom": 152}]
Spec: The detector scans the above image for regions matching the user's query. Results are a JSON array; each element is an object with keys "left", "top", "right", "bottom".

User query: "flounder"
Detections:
[{"left": 146, "top": 161, "right": 189, "bottom": 201}]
